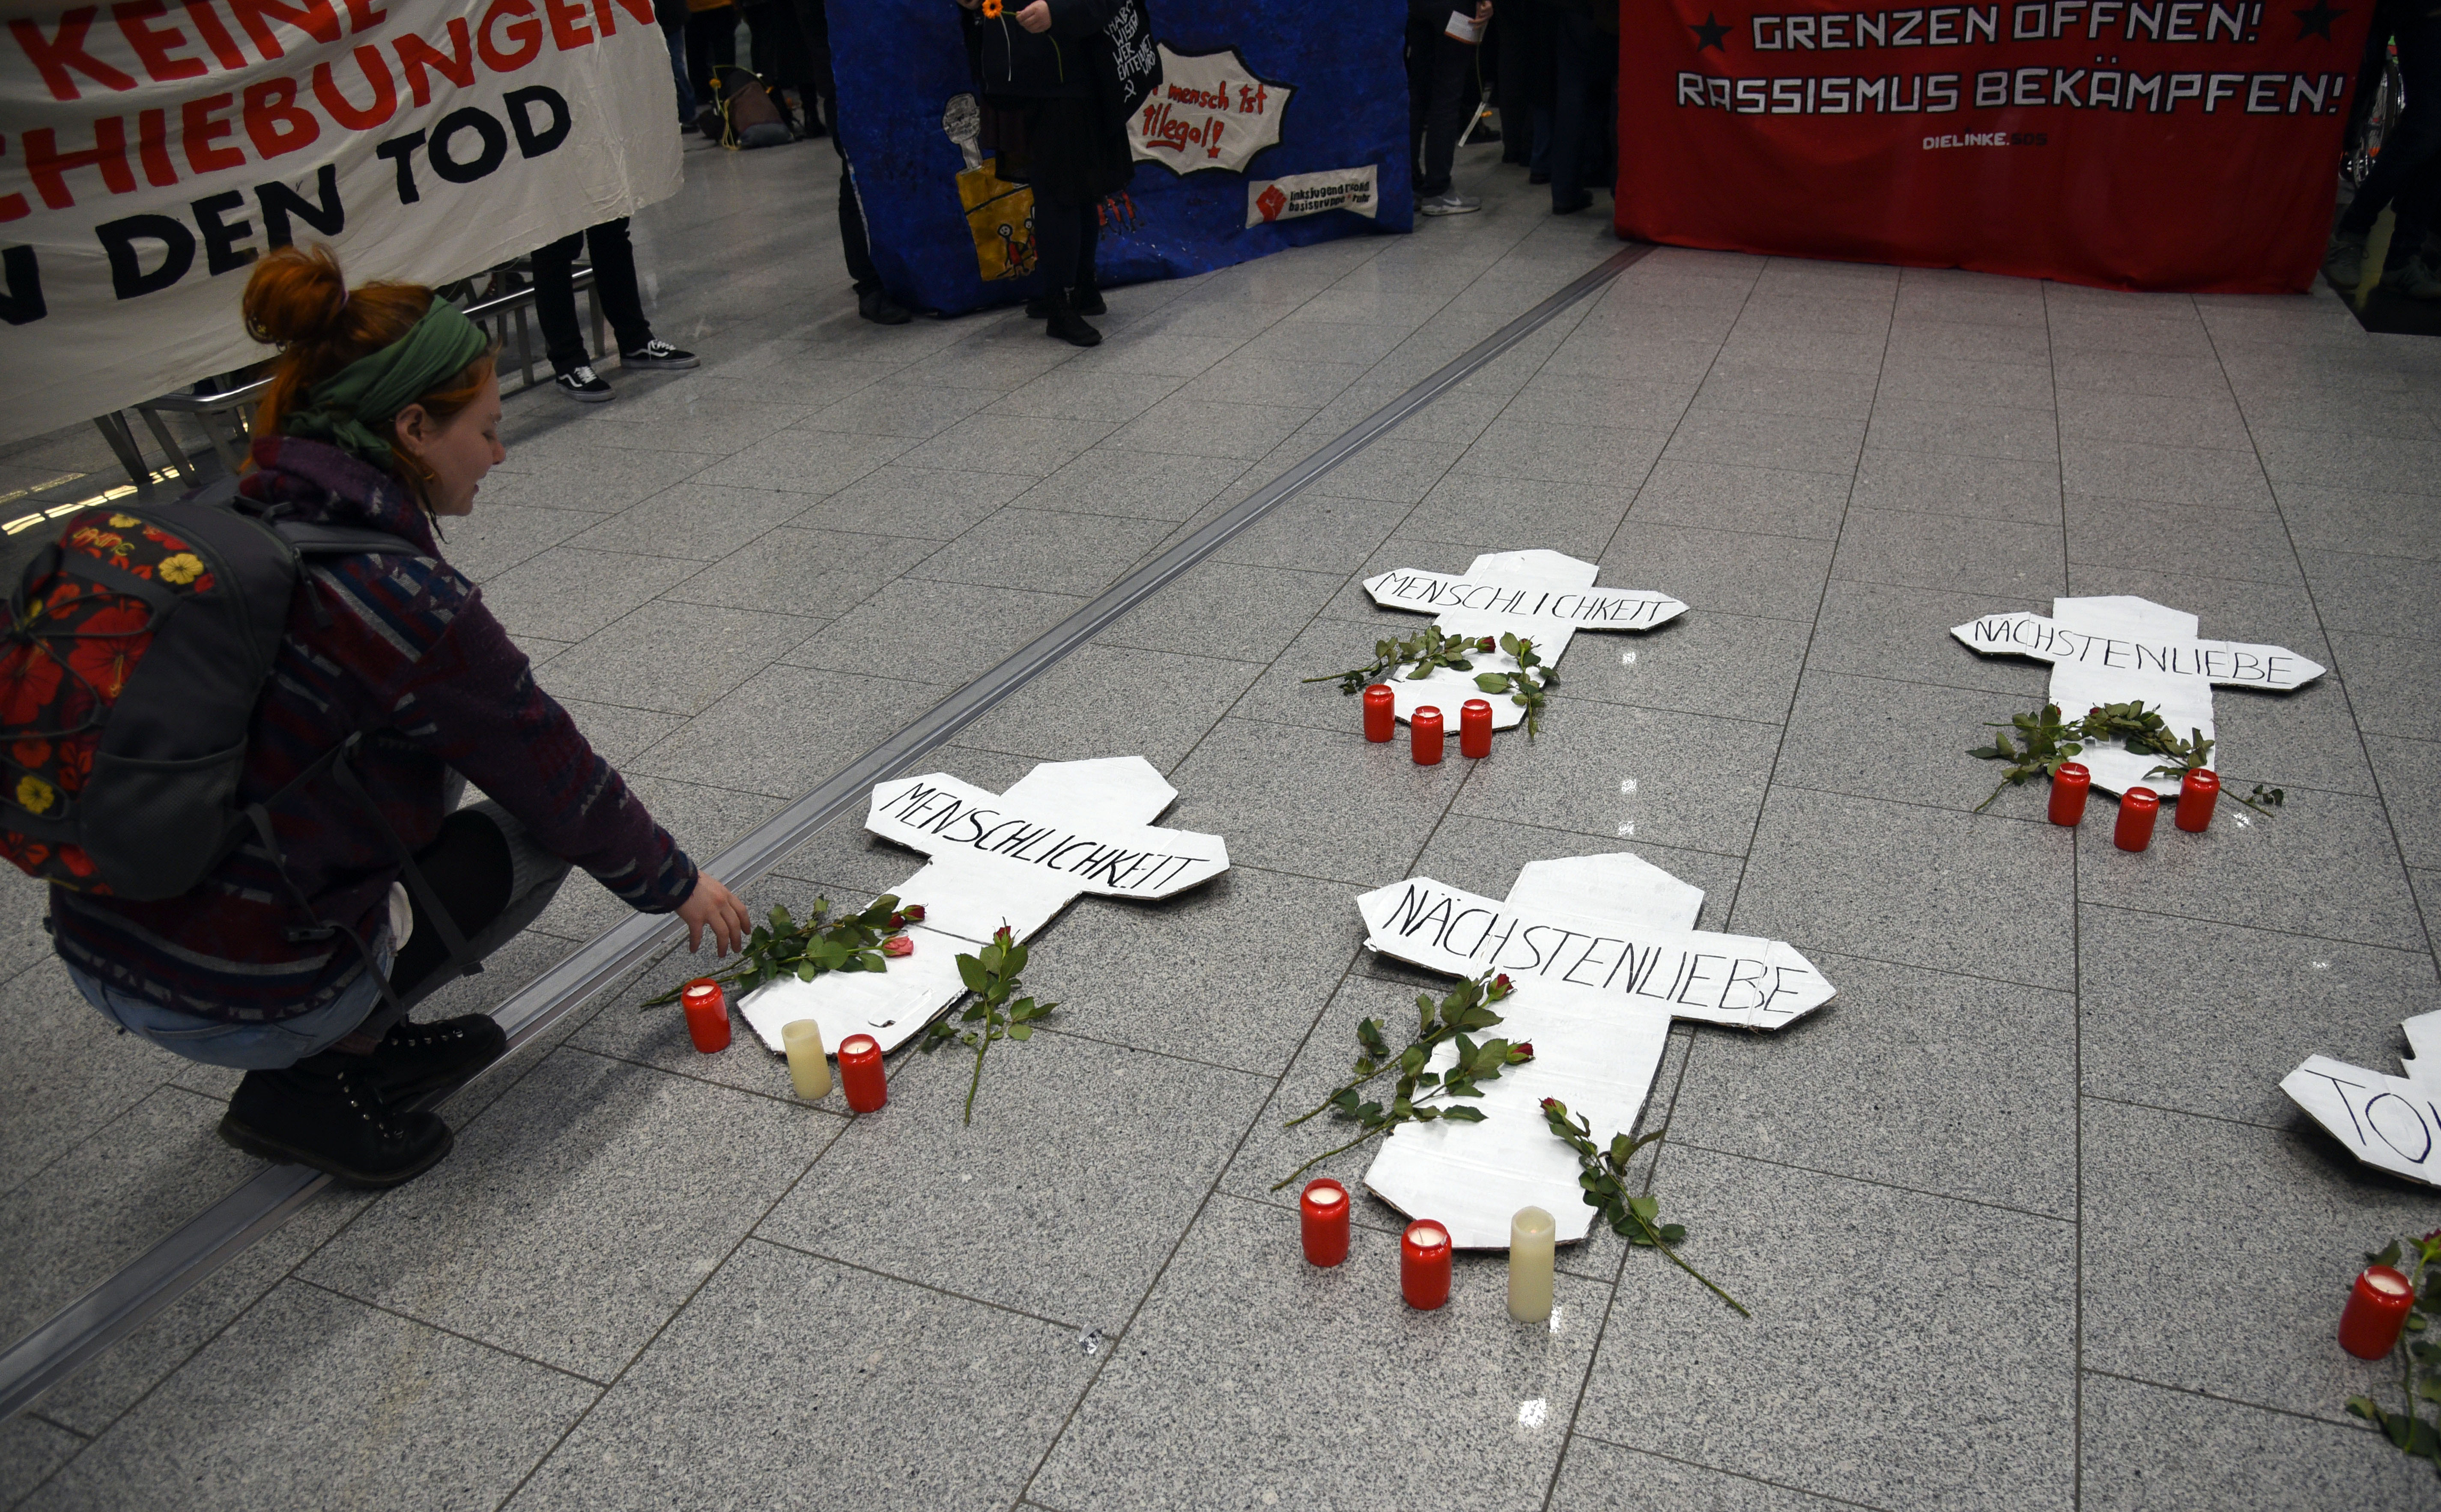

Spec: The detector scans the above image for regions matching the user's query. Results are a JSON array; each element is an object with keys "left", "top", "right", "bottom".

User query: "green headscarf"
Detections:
[{"left": 281, "top": 298, "right": 489, "bottom": 467}]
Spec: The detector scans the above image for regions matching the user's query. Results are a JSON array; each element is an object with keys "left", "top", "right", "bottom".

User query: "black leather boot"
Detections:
[
  {"left": 1043, "top": 289, "right": 1102, "bottom": 348},
  {"left": 365, "top": 1015, "right": 507, "bottom": 1104},
  {"left": 219, "top": 1058, "right": 452, "bottom": 1187}
]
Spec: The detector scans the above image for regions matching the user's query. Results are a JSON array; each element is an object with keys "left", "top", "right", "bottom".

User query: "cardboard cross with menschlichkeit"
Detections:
[
  {"left": 1360, "top": 549, "right": 1688, "bottom": 731},
  {"left": 2283, "top": 992, "right": 2441, "bottom": 1188},
  {"left": 736, "top": 756, "right": 1229, "bottom": 1057},
  {"left": 1352, "top": 852, "right": 1835, "bottom": 1250},
  {"left": 1951, "top": 594, "right": 2325, "bottom": 797}
]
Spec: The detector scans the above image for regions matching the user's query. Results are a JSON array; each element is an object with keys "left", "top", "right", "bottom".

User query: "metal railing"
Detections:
[{"left": 97, "top": 267, "right": 605, "bottom": 494}]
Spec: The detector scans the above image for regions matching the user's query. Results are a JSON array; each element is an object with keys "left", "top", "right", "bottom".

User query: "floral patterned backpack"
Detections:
[{"left": 0, "top": 480, "right": 416, "bottom": 898}]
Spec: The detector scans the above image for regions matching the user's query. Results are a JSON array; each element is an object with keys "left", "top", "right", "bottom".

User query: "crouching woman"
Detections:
[{"left": 47, "top": 245, "right": 750, "bottom": 1187}]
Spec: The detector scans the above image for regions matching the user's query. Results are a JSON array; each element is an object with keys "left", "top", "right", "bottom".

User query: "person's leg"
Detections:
[
  {"left": 2382, "top": 155, "right": 2441, "bottom": 291},
  {"left": 1549, "top": 10, "right": 1592, "bottom": 211},
  {"left": 581, "top": 218, "right": 654, "bottom": 354},
  {"left": 833, "top": 136, "right": 880, "bottom": 294},
  {"left": 1071, "top": 198, "right": 1102, "bottom": 307},
  {"left": 1406, "top": 9, "right": 1436, "bottom": 191},
  {"left": 2343, "top": 15, "right": 2441, "bottom": 233},
  {"left": 1032, "top": 191, "right": 1099, "bottom": 346},
  {"left": 655, "top": 0, "right": 694, "bottom": 121},
  {"left": 528, "top": 227, "right": 588, "bottom": 376},
  {"left": 1420, "top": 28, "right": 1473, "bottom": 201}
]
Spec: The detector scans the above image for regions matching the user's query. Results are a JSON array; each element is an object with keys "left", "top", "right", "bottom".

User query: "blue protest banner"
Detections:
[{"left": 827, "top": 1, "right": 1415, "bottom": 316}]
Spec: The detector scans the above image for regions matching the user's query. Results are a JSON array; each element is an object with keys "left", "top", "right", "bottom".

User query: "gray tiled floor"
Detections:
[{"left": 5, "top": 113, "right": 2441, "bottom": 1512}]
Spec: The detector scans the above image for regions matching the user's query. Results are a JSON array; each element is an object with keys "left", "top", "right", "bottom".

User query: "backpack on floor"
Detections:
[
  {"left": 711, "top": 65, "right": 795, "bottom": 149},
  {"left": 0, "top": 479, "right": 420, "bottom": 899}
]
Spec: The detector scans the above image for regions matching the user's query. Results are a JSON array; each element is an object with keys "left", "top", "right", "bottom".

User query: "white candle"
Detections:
[
  {"left": 782, "top": 1019, "right": 831, "bottom": 1101},
  {"left": 1508, "top": 1206, "right": 1555, "bottom": 1322}
]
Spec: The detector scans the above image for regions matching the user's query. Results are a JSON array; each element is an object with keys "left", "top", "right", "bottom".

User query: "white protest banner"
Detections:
[{"left": 0, "top": 0, "right": 683, "bottom": 442}]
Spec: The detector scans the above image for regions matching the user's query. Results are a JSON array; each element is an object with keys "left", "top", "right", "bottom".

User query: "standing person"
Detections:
[
  {"left": 1546, "top": 0, "right": 1617, "bottom": 214},
  {"left": 2328, "top": 0, "right": 2441, "bottom": 292},
  {"left": 35, "top": 245, "right": 751, "bottom": 1187},
  {"left": 1496, "top": 0, "right": 1557, "bottom": 181},
  {"left": 683, "top": 0, "right": 740, "bottom": 128},
  {"left": 1407, "top": 0, "right": 1494, "bottom": 215},
  {"left": 801, "top": 0, "right": 912, "bottom": 323},
  {"left": 528, "top": 219, "right": 698, "bottom": 401},
  {"left": 655, "top": 0, "right": 697, "bottom": 125},
  {"left": 959, "top": 0, "right": 1137, "bottom": 346}
]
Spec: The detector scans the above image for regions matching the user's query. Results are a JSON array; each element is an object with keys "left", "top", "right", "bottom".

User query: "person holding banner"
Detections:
[
  {"left": 47, "top": 247, "right": 752, "bottom": 1188},
  {"left": 960, "top": 0, "right": 1139, "bottom": 346}
]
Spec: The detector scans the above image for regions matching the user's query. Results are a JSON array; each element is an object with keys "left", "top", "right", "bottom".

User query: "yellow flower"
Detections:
[
  {"left": 15, "top": 775, "right": 54, "bottom": 814},
  {"left": 107, "top": 514, "right": 139, "bottom": 528},
  {"left": 157, "top": 553, "right": 205, "bottom": 586}
]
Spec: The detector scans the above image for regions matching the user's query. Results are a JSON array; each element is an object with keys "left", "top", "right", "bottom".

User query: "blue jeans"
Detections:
[{"left": 68, "top": 941, "right": 391, "bottom": 1071}]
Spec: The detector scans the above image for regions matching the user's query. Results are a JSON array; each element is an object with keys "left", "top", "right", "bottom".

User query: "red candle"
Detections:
[
  {"left": 1363, "top": 683, "right": 1395, "bottom": 742},
  {"left": 1411, "top": 707, "right": 1444, "bottom": 766},
  {"left": 837, "top": 1033, "right": 887, "bottom": 1113},
  {"left": 2047, "top": 762, "right": 2090, "bottom": 826},
  {"left": 2176, "top": 768, "right": 2220, "bottom": 833},
  {"left": 1459, "top": 698, "right": 1492, "bottom": 759},
  {"left": 1300, "top": 1179, "right": 1350, "bottom": 1267},
  {"left": 680, "top": 978, "right": 730, "bottom": 1053},
  {"left": 2113, "top": 787, "right": 2159, "bottom": 852},
  {"left": 1401, "top": 1220, "right": 1452, "bottom": 1309},
  {"left": 2341, "top": 1265, "right": 2416, "bottom": 1359}
]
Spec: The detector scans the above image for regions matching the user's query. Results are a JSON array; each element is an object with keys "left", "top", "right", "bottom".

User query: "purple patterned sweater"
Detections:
[{"left": 50, "top": 438, "right": 698, "bottom": 1022}]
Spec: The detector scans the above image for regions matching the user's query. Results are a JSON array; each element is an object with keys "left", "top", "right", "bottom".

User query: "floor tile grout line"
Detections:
[
  {"left": 2078, "top": 896, "right": 2438, "bottom": 959},
  {"left": 1560, "top": 1428, "right": 1902, "bottom": 1512},
  {"left": 484, "top": 1086, "right": 862, "bottom": 1512},
  {"left": 286, "top": 1276, "right": 614, "bottom": 1390},
  {"left": 2077, "top": 1365, "right": 2402, "bottom": 1434},
  {"left": 2049, "top": 274, "right": 2086, "bottom": 1512},
  {"left": 738, "top": 1233, "right": 1102, "bottom": 1339},
  {"left": 2207, "top": 314, "right": 2441, "bottom": 975},
  {"left": 1542, "top": 249, "right": 1775, "bottom": 1512}
]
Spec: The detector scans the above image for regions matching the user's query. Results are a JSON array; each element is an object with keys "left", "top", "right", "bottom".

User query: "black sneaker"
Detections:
[
  {"left": 219, "top": 1061, "right": 453, "bottom": 1188},
  {"left": 859, "top": 287, "right": 913, "bottom": 325},
  {"left": 364, "top": 1015, "right": 507, "bottom": 1104},
  {"left": 555, "top": 364, "right": 613, "bottom": 402},
  {"left": 620, "top": 339, "right": 698, "bottom": 370}
]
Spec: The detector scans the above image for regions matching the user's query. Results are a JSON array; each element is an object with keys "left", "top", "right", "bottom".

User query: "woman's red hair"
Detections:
[{"left": 240, "top": 245, "right": 495, "bottom": 495}]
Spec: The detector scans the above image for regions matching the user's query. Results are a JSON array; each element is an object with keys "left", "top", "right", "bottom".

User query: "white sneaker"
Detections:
[
  {"left": 555, "top": 365, "right": 613, "bottom": 402},
  {"left": 2381, "top": 255, "right": 2441, "bottom": 301},
  {"left": 1419, "top": 191, "right": 1481, "bottom": 216},
  {"left": 619, "top": 339, "right": 698, "bottom": 370}
]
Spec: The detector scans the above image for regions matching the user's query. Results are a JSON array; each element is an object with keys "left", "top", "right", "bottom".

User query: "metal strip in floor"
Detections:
[{"left": 0, "top": 239, "right": 1653, "bottom": 1421}]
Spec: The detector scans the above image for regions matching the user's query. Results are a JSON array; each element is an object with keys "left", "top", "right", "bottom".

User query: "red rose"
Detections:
[
  {"left": 1540, "top": 1097, "right": 1558, "bottom": 1110},
  {"left": 888, "top": 913, "right": 905, "bottom": 929},
  {"left": 1480, "top": 637, "right": 1496, "bottom": 651},
  {"left": 881, "top": 936, "right": 913, "bottom": 957},
  {"left": 1513, "top": 1042, "right": 1534, "bottom": 1060},
  {"left": 903, "top": 904, "right": 926, "bottom": 922},
  {"left": 993, "top": 925, "right": 1014, "bottom": 945}
]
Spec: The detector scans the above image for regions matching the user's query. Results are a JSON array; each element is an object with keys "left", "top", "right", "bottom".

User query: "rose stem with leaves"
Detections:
[
  {"left": 920, "top": 925, "right": 1056, "bottom": 1126},
  {"left": 1541, "top": 1098, "right": 1748, "bottom": 1317},
  {"left": 1271, "top": 970, "right": 1531, "bottom": 1191}
]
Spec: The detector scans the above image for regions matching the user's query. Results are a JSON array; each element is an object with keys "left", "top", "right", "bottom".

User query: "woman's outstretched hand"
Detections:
[{"left": 677, "top": 874, "right": 752, "bottom": 957}]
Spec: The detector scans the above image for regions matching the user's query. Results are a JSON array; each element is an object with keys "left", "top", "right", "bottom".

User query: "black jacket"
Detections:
[{"left": 969, "top": 0, "right": 1122, "bottom": 98}]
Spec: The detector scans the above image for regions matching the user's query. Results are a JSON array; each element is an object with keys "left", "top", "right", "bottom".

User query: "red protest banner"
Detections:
[{"left": 1617, "top": 0, "right": 2371, "bottom": 291}]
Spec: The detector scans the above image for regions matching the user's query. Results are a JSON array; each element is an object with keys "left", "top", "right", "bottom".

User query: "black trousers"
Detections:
[
  {"left": 683, "top": 6, "right": 738, "bottom": 104},
  {"left": 1548, "top": 10, "right": 1617, "bottom": 207},
  {"left": 1495, "top": 0, "right": 1554, "bottom": 165},
  {"left": 1032, "top": 192, "right": 1100, "bottom": 298},
  {"left": 531, "top": 218, "right": 654, "bottom": 374},
  {"left": 1406, "top": 3, "right": 1477, "bottom": 197},
  {"left": 346, "top": 802, "right": 569, "bottom": 1046}
]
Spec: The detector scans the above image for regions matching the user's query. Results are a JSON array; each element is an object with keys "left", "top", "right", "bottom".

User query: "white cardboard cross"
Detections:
[
  {"left": 1951, "top": 594, "right": 2325, "bottom": 796},
  {"left": 736, "top": 757, "right": 1229, "bottom": 1056},
  {"left": 1361, "top": 549, "right": 1688, "bottom": 731},
  {"left": 1352, "top": 852, "right": 1834, "bottom": 1250},
  {"left": 2283, "top": 999, "right": 2441, "bottom": 1187}
]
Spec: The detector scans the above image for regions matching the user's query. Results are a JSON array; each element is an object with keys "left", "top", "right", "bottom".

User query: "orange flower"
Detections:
[
  {"left": 9, "top": 739, "right": 49, "bottom": 771},
  {"left": 0, "top": 643, "right": 63, "bottom": 725}
]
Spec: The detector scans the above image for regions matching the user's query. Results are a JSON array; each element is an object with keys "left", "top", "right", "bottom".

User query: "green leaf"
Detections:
[
  {"left": 1474, "top": 672, "right": 1509, "bottom": 692},
  {"left": 1008, "top": 1024, "right": 1033, "bottom": 1041},
  {"left": 1440, "top": 1106, "right": 1487, "bottom": 1122}
]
